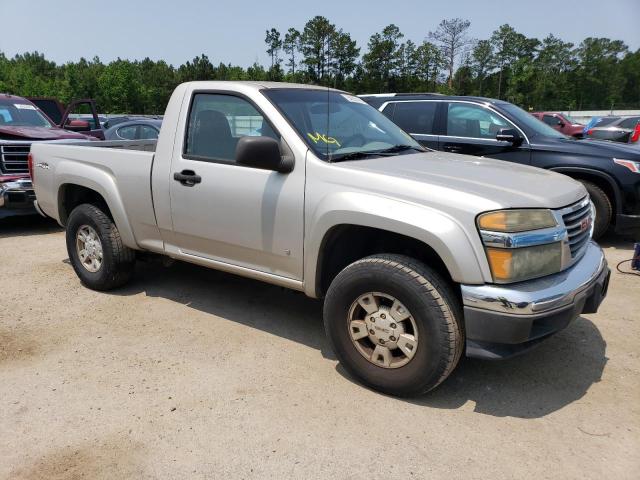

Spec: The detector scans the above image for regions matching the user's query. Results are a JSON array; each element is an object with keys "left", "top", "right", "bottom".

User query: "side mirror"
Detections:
[
  {"left": 557, "top": 121, "right": 565, "bottom": 128},
  {"left": 235, "top": 136, "right": 293, "bottom": 173},
  {"left": 496, "top": 128, "right": 523, "bottom": 146},
  {"left": 65, "top": 119, "right": 91, "bottom": 132}
]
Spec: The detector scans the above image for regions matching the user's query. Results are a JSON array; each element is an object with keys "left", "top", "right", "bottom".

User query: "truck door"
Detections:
[
  {"left": 439, "top": 102, "right": 531, "bottom": 165},
  {"left": 167, "top": 92, "right": 305, "bottom": 281}
]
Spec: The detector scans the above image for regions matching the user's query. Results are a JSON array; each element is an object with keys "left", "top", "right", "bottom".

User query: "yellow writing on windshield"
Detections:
[{"left": 307, "top": 132, "right": 341, "bottom": 147}]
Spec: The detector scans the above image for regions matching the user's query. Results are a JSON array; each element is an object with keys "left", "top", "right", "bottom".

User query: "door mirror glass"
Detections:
[
  {"left": 236, "top": 136, "right": 292, "bottom": 173},
  {"left": 496, "top": 128, "right": 522, "bottom": 144}
]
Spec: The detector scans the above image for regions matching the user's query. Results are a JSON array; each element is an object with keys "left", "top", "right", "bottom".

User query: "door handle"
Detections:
[
  {"left": 173, "top": 170, "right": 201, "bottom": 187},
  {"left": 442, "top": 145, "right": 463, "bottom": 153}
]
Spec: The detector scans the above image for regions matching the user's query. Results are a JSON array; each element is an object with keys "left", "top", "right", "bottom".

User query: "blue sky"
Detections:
[{"left": 1, "top": 0, "right": 638, "bottom": 66}]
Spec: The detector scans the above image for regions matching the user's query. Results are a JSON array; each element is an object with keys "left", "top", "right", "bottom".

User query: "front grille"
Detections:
[
  {"left": 0, "top": 144, "right": 31, "bottom": 174},
  {"left": 560, "top": 198, "right": 593, "bottom": 258}
]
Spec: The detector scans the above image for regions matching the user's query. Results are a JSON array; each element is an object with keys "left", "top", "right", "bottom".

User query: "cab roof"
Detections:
[{"left": 182, "top": 80, "right": 346, "bottom": 93}]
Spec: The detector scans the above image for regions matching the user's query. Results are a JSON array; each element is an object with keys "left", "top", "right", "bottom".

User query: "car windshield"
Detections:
[
  {"left": 262, "top": 89, "right": 423, "bottom": 161},
  {"left": 502, "top": 103, "right": 566, "bottom": 139},
  {"left": 0, "top": 100, "right": 54, "bottom": 128}
]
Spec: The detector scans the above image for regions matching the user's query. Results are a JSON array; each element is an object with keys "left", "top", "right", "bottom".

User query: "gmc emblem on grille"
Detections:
[{"left": 580, "top": 217, "right": 592, "bottom": 232}]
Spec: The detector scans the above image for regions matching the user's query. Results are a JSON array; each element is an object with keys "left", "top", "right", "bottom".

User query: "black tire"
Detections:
[
  {"left": 578, "top": 180, "right": 612, "bottom": 239},
  {"left": 66, "top": 203, "right": 135, "bottom": 291},
  {"left": 323, "top": 254, "right": 464, "bottom": 397}
]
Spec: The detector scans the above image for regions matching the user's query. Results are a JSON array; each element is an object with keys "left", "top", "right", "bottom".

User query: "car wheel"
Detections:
[
  {"left": 578, "top": 180, "right": 612, "bottom": 240},
  {"left": 323, "top": 254, "right": 464, "bottom": 397},
  {"left": 66, "top": 203, "right": 135, "bottom": 290}
]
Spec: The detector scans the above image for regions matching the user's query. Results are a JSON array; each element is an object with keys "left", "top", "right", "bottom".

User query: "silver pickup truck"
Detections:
[{"left": 30, "top": 81, "right": 610, "bottom": 396}]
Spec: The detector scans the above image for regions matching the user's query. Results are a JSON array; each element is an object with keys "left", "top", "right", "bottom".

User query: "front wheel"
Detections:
[
  {"left": 323, "top": 254, "right": 464, "bottom": 397},
  {"left": 578, "top": 180, "right": 612, "bottom": 240},
  {"left": 66, "top": 203, "right": 135, "bottom": 291}
]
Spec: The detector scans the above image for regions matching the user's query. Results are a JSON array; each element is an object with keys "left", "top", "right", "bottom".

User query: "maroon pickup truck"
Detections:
[
  {"left": 531, "top": 112, "right": 584, "bottom": 138},
  {"left": 0, "top": 94, "right": 96, "bottom": 218}
]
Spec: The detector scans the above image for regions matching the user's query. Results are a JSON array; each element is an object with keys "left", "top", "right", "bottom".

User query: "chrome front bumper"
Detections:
[
  {"left": 0, "top": 177, "right": 37, "bottom": 218},
  {"left": 461, "top": 241, "right": 609, "bottom": 359}
]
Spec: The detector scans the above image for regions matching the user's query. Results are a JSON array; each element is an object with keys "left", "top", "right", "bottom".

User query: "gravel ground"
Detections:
[{"left": 1, "top": 216, "right": 638, "bottom": 479}]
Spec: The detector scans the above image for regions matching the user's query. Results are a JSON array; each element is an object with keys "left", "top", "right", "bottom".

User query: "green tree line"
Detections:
[{"left": 1, "top": 16, "right": 638, "bottom": 114}]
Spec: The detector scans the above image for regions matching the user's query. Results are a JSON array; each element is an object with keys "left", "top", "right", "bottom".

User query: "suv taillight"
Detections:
[
  {"left": 28, "top": 152, "right": 34, "bottom": 179},
  {"left": 631, "top": 124, "right": 640, "bottom": 143}
]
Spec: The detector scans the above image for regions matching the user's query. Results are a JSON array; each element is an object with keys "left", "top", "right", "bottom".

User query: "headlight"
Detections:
[
  {"left": 478, "top": 208, "right": 564, "bottom": 283},
  {"left": 613, "top": 158, "right": 640, "bottom": 173},
  {"left": 478, "top": 209, "right": 557, "bottom": 232}
]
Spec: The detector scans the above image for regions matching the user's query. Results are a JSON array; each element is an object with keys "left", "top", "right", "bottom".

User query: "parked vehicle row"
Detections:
[
  {"left": 361, "top": 93, "right": 640, "bottom": 239},
  {"left": 0, "top": 93, "right": 165, "bottom": 218},
  {"left": 0, "top": 94, "right": 97, "bottom": 218},
  {"left": 31, "top": 81, "right": 610, "bottom": 396}
]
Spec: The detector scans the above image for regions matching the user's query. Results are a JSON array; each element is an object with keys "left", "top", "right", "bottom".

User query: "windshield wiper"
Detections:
[
  {"left": 331, "top": 145, "right": 424, "bottom": 162},
  {"left": 330, "top": 151, "right": 387, "bottom": 162},
  {"left": 377, "top": 144, "right": 425, "bottom": 153}
]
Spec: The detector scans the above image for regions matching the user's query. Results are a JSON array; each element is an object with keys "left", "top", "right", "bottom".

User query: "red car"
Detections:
[
  {"left": 0, "top": 94, "right": 96, "bottom": 218},
  {"left": 531, "top": 112, "right": 584, "bottom": 138}
]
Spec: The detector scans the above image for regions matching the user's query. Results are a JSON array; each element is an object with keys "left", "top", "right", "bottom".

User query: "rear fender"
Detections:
[{"left": 55, "top": 160, "right": 137, "bottom": 248}]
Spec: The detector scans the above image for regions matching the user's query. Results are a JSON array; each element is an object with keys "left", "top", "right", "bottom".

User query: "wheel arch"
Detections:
[
  {"left": 56, "top": 178, "right": 137, "bottom": 249},
  {"left": 550, "top": 167, "right": 620, "bottom": 217},
  {"left": 306, "top": 210, "right": 488, "bottom": 299}
]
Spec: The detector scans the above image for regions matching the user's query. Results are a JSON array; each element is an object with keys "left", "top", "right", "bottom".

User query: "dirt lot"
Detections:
[{"left": 1, "top": 215, "right": 638, "bottom": 479}]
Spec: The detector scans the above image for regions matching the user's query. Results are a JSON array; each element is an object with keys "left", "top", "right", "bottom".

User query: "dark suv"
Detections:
[{"left": 361, "top": 93, "right": 640, "bottom": 239}]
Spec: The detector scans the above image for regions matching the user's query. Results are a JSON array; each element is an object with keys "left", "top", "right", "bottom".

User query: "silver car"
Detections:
[{"left": 586, "top": 116, "right": 640, "bottom": 144}]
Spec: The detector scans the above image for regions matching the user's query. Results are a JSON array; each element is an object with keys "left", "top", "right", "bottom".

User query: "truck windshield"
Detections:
[
  {"left": 262, "top": 89, "right": 423, "bottom": 161},
  {"left": 501, "top": 103, "right": 567, "bottom": 140},
  {"left": 0, "top": 100, "right": 54, "bottom": 128}
]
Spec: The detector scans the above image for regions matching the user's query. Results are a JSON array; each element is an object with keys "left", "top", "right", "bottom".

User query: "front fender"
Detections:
[
  {"left": 304, "top": 191, "right": 490, "bottom": 297},
  {"left": 549, "top": 166, "right": 622, "bottom": 213},
  {"left": 55, "top": 160, "right": 138, "bottom": 249}
]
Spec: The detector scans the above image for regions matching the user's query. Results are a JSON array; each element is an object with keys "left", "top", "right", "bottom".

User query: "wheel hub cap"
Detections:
[
  {"left": 348, "top": 292, "right": 418, "bottom": 369},
  {"left": 364, "top": 306, "right": 405, "bottom": 349},
  {"left": 76, "top": 225, "right": 103, "bottom": 273}
]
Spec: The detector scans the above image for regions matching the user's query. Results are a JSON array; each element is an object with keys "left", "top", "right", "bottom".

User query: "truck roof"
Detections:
[{"left": 181, "top": 80, "right": 346, "bottom": 93}]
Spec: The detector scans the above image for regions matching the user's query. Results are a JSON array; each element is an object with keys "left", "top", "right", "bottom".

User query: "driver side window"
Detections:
[
  {"left": 446, "top": 103, "right": 510, "bottom": 139},
  {"left": 184, "top": 93, "right": 279, "bottom": 163}
]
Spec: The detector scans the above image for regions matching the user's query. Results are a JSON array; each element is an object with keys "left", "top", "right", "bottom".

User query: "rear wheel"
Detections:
[
  {"left": 323, "top": 254, "right": 463, "bottom": 397},
  {"left": 66, "top": 203, "right": 135, "bottom": 290},
  {"left": 578, "top": 180, "right": 612, "bottom": 239}
]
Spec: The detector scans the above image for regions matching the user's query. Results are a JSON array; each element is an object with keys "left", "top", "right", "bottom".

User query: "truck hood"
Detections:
[
  {"left": 340, "top": 151, "right": 586, "bottom": 210},
  {"left": 0, "top": 125, "right": 91, "bottom": 141},
  {"left": 532, "top": 135, "right": 640, "bottom": 159}
]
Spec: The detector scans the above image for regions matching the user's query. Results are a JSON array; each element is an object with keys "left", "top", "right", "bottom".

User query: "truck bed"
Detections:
[{"left": 30, "top": 140, "right": 160, "bottom": 251}]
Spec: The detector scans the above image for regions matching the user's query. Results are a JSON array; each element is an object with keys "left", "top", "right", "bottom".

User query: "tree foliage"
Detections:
[
  {"left": 0, "top": 17, "right": 638, "bottom": 114},
  {"left": 428, "top": 18, "right": 472, "bottom": 88}
]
